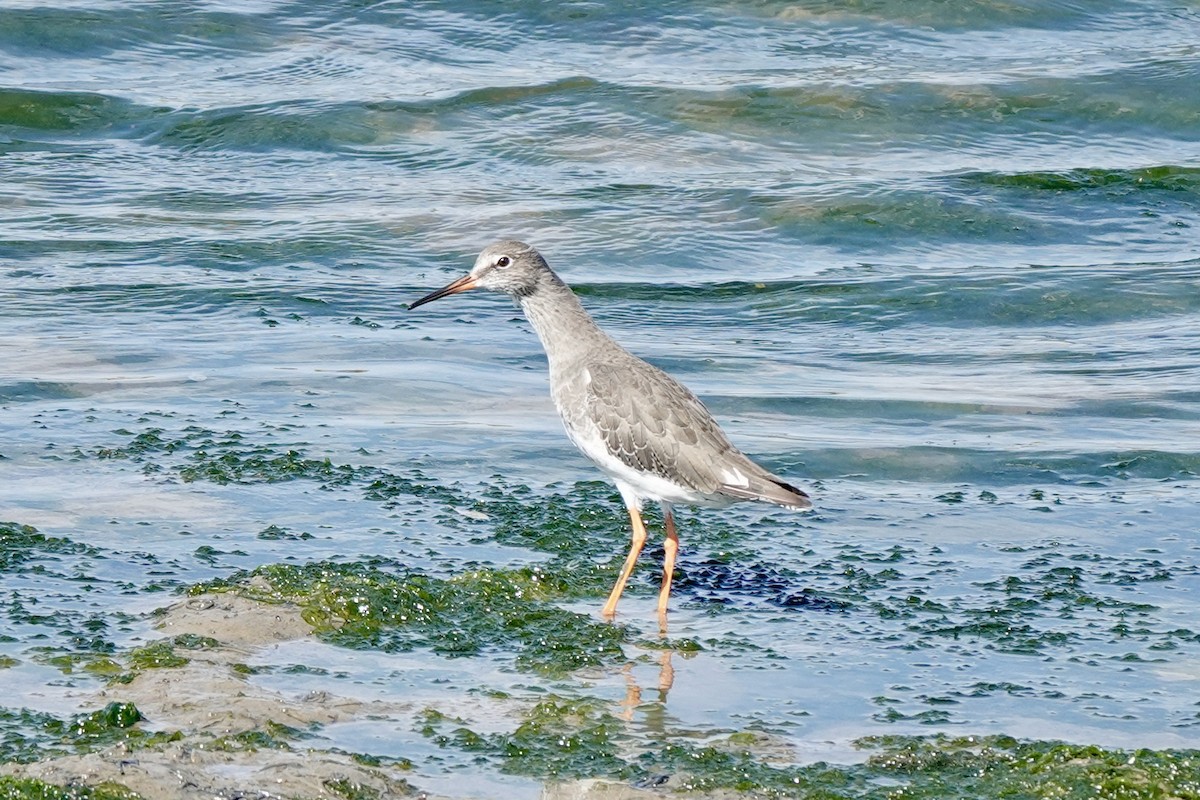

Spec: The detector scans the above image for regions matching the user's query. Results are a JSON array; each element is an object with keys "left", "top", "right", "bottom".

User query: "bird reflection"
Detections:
[{"left": 620, "top": 649, "right": 677, "bottom": 722}]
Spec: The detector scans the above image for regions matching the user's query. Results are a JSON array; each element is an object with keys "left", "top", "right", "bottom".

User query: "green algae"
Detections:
[
  {"left": 419, "top": 706, "right": 1200, "bottom": 800},
  {"left": 96, "top": 427, "right": 463, "bottom": 504},
  {"left": 85, "top": 428, "right": 927, "bottom": 616},
  {"left": 168, "top": 633, "right": 219, "bottom": 650},
  {"left": 0, "top": 776, "right": 141, "bottom": 800},
  {"left": 72, "top": 703, "right": 143, "bottom": 735},
  {"left": 857, "top": 735, "right": 1200, "bottom": 800},
  {"left": 0, "top": 523, "right": 98, "bottom": 571},
  {"left": 420, "top": 696, "right": 833, "bottom": 792},
  {"left": 97, "top": 427, "right": 363, "bottom": 486},
  {"left": 257, "top": 524, "right": 313, "bottom": 541},
  {"left": 4, "top": 691, "right": 1195, "bottom": 800},
  {"left": 123, "top": 634, "right": 220, "bottom": 671},
  {"left": 192, "top": 560, "right": 629, "bottom": 676},
  {"left": 126, "top": 641, "right": 188, "bottom": 670},
  {"left": 178, "top": 448, "right": 351, "bottom": 486},
  {"left": 347, "top": 751, "right": 413, "bottom": 770},
  {"left": 0, "top": 703, "right": 166, "bottom": 765},
  {"left": 35, "top": 653, "right": 123, "bottom": 678},
  {"left": 968, "top": 165, "right": 1200, "bottom": 194},
  {"left": 421, "top": 696, "right": 630, "bottom": 780},
  {"left": 1, "top": 523, "right": 144, "bottom": 682},
  {"left": 321, "top": 776, "right": 397, "bottom": 800},
  {"left": 89, "top": 424, "right": 1198, "bottom": 667},
  {"left": 62, "top": 427, "right": 1200, "bottom": 797},
  {"left": 203, "top": 721, "right": 309, "bottom": 753}
]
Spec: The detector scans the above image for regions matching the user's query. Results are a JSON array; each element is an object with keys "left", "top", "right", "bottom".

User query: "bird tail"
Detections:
[{"left": 720, "top": 476, "right": 812, "bottom": 510}]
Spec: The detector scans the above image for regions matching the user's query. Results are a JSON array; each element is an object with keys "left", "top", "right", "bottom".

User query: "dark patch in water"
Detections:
[{"left": 677, "top": 557, "right": 854, "bottom": 612}]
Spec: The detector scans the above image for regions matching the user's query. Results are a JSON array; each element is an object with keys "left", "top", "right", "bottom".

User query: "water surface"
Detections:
[{"left": 2, "top": 1, "right": 1199, "bottom": 796}]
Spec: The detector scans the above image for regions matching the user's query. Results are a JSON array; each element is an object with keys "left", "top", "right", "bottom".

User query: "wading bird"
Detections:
[{"left": 409, "top": 241, "right": 811, "bottom": 621}]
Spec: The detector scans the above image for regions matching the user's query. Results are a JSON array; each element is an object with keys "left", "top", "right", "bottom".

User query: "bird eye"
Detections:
[{"left": 495, "top": 256, "right": 511, "bottom": 268}]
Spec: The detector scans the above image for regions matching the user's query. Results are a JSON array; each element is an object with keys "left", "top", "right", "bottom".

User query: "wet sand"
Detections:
[{"left": 1, "top": 587, "right": 670, "bottom": 800}]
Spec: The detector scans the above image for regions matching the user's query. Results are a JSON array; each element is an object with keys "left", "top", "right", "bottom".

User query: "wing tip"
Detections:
[
  {"left": 771, "top": 478, "right": 813, "bottom": 510},
  {"left": 719, "top": 477, "right": 813, "bottom": 510}
]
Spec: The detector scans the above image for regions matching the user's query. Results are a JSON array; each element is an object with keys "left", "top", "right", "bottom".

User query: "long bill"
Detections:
[{"left": 407, "top": 274, "right": 478, "bottom": 310}]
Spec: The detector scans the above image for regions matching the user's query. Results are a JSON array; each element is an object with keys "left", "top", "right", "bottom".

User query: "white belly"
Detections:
[{"left": 561, "top": 421, "right": 733, "bottom": 510}]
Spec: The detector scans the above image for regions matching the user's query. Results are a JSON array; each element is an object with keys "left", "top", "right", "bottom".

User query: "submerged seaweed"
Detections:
[
  {"left": 193, "top": 561, "right": 629, "bottom": 676},
  {"left": 0, "top": 702, "right": 158, "bottom": 765},
  {"left": 0, "top": 522, "right": 99, "bottom": 571},
  {"left": 418, "top": 707, "right": 1200, "bottom": 799},
  {"left": 0, "top": 776, "right": 142, "bottom": 800}
]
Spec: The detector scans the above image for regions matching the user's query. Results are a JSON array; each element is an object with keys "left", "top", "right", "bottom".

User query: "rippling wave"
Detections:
[{"left": 2, "top": 1, "right": 1199, "bottom": 788}]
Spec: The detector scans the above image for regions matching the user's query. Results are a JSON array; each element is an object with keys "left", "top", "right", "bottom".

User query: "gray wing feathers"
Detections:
[{"left": 582, "top": 358, "right": 809, "bottom": 509}]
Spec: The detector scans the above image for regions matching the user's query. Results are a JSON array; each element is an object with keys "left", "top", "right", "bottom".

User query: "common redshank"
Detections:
[{"left": 408, "top": 241, "right": 811, "bottom": 620}]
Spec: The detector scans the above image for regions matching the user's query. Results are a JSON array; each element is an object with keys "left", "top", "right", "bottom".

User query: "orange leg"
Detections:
[
  {"left": 602, "top": 505, "right": 648, "bottom": 619},
  {"left": 656, "top": 505, "right": 679, "bottom": 622}
]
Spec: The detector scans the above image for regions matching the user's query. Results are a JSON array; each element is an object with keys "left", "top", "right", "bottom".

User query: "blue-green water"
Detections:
[{"left": 3, "top": 1, "right": 1200, "bottom": 797}]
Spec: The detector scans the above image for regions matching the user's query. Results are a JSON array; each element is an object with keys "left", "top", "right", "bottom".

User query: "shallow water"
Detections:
[{"left": 3, "top": 1, "right": 1200, "bottom": 796}]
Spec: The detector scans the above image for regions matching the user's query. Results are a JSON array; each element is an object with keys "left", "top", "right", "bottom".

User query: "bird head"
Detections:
[{"left": 408, "top": 240, "right": 548, "bottom": 310}]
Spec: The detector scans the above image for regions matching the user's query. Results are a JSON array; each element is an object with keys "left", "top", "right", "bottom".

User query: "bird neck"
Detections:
[{"left": 518, "top": 270, "right": 609, "bottom": 370}]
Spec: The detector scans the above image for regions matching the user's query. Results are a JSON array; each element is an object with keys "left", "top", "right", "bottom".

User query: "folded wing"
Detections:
[{"left": 578, "top": 358, "right": 811, "bottom": 510}]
